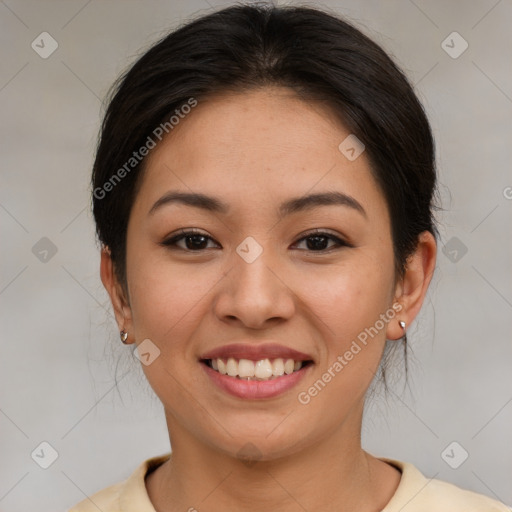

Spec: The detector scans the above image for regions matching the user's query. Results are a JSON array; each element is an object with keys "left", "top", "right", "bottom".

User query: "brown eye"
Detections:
[
  {"left": 162, "top": 230, "right": 220, "bottom": 251},
  {"left": 293, "top": 232, "right": 349, "bottom": 252},
  {"left": 305, "top": 235, "right": 331, "bottom": 251},
  {"left": 181, "top": 234, "right": 210, "bottom": 250}
]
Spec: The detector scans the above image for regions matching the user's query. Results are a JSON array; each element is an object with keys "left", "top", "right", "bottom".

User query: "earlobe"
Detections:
[
  {"left": 100, "top": 248, "right": 133, "bottom": 336},
  {"left": 386, "top": 231, "right": 437, "bottom": 341}
]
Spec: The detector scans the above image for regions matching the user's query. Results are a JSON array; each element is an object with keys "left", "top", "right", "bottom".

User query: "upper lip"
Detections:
[{"left": 200, "top": 343, "right": 314, "bottom": 362}]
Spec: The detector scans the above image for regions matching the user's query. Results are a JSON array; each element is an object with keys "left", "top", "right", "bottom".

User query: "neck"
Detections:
[{"left": 146, "top": 410, "right": 400, "bottom": 512}]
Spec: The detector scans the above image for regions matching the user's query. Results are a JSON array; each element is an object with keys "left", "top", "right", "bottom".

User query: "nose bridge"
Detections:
[
  {"left": 232, "top": 238, "right": 281, "bottom": 299},
  {"left": 213, "top": 237, "right": 295, "bottom": 327}
]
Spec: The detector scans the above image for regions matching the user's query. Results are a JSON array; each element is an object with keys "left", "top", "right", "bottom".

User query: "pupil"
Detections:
[
  {"left": 307, "top": 235, "right": 328, "bottom": 250},
  {"left": 186, "top": 235, "right": 208, "bottom": 250}
]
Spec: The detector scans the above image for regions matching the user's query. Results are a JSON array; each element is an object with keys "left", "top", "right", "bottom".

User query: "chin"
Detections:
[{"left": 209, "top": 429, "right": 310, "bottom": 464}]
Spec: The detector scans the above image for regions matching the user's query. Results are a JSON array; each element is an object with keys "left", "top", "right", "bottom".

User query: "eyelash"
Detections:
[{"left": 161, "top": 228, "right": 351, "bottom": 253}]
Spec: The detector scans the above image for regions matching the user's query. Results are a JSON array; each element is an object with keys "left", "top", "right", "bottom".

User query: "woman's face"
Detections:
[{"left": 120, "top": 87, "right": 404, "bottom": 460}]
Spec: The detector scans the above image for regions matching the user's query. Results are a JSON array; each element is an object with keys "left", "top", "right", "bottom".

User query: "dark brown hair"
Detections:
[{"left": 92, "top": 4, "right": 437, "bottom": 286}]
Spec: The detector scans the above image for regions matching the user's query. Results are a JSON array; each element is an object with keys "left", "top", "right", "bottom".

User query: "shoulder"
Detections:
[
  {"left": 68, "top": 453, "right": 171, "bottom": 512},
  {"left": 381, "top": 458, "right": 510, "bottom": 512},
  {"left": 426, "top": 478, "right": 510, "bottom": 511}
]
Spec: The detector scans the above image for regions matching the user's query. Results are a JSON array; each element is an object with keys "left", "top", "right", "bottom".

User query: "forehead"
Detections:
[
  {"left": 148, "top": 87, "right": 345, "bottom": 173},
  {"left": 135, "top": 87, "right": 388, "bottom": 221}
]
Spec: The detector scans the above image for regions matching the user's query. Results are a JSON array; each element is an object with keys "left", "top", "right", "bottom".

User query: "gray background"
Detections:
[{"left": 1, "top": 1, "right": 511, "bottom": 511}]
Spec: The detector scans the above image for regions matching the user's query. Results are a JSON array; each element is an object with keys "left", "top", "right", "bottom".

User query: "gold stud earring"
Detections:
[{"left": 120, "top": 330, "right": 129, "bottom": 344}]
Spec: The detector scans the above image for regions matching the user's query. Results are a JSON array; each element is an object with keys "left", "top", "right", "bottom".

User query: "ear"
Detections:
[
  {"left": 386, "top": 231, "right": 437, "bottom": 340},
  {"left": 100, "top": 248, "right": 134, "bottom": 342}
]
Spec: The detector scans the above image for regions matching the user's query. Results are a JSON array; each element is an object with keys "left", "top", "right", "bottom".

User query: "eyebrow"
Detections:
[{"left": 149, "top": 190, "right": 366, "bottom": 218}]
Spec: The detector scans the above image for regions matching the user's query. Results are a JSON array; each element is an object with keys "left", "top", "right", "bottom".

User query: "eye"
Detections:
[
  {"left": 161, "top": 229, "right": 220, "bottom": 251},
  {"left": 292, "top": 230, "right": 349, "bottom": 252},
  {"left": 161, "top": 229, "right": 350, "bottom": 253}
]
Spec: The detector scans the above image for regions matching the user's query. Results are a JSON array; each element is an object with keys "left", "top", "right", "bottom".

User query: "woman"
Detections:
[{"left": 71, "top": 4, "right": 508, "bottom": 511}]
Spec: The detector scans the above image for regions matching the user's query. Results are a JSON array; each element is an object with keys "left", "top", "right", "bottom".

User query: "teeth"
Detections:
[
  {"left": 207, "top": 357, "right": 307, "bottom": 380},
  {"left": 226, "top": 357, "right": 238, "bottom": 377},
  {"left": 272, "top": 358, "right": 284, "bottom": 376},
  {"left": 255, "top": 359, "right": 273, "bottom": 379},
  {"left": 217, "top": 358, "right": 227, "bottom": 375},
  {"left": 238, "top": 359, "right": 255, "bottom": 378}
]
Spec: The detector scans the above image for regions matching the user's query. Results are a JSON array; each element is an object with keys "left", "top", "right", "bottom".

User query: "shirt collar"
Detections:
[
  {"left": 116, "top": 454, "right": 429, "bottom": 512},
  {"left": 119, "top": 452, "right": 171, "bottom": 511}
]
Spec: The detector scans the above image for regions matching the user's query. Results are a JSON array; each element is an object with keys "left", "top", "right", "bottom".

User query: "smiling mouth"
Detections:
[{"left": 201, "top": 357, "right": 314, "bottom": 381}]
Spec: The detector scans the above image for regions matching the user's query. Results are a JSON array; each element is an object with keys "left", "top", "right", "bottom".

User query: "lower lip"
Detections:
[{"left": 201, "top": 362, "right": 311, "bottom": 399}]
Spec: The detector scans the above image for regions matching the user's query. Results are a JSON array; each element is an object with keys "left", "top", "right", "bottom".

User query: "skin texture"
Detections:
[{"left": 101, "top": 87, "right": 437, "bottom": 511}]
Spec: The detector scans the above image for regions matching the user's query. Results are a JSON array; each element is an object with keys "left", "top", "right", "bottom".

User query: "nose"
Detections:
[{"left": 212, "top": 247, "right": 296, "bottom": 329}]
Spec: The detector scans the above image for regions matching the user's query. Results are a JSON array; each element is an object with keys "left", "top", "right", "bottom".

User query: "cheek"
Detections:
[
  {"left": 299, "top": 249, "right": 396, "bottom": 400},
  {"left": 124, "top": 237, "right": 217, "bottom": 360},
  {"left": 302, "top": 252, "right": 395, "bottom": 341},
  {"left": 125, "top": 252, "right": 216, "bottom": 405},
  {"left": 295, "top": 262, "right": 394, "bottom": 415}
]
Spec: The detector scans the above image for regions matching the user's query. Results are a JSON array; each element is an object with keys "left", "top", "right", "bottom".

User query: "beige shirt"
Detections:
[{"left": 69, "top": 453, "right": 510, "bottom": 511}]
